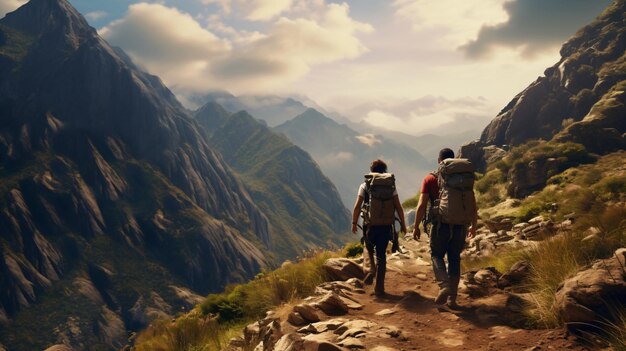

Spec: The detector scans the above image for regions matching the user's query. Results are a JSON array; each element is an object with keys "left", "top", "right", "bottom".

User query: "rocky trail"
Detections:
[{"left": 233, "top": 236, "right": 591, "bottom": 351}]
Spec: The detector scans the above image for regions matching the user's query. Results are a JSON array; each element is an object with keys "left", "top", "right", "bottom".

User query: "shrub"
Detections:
[
  {"left": 134, "top": 315, "right": 232, "bottom": 351},
  {"left": 475, "top": 169, "right": 505, "bottom": 194},
  {"left": 594, "top": 175, "right": 626, "bottom": 200},
  {"left": 343, "top": 242, "right": 363, "bottom": 258},
  {"left": 198, "top": 250, "right": 334, "bottom": 323},
  {"left": 136, "top": 250, "right": 337, "bottom": 350}
]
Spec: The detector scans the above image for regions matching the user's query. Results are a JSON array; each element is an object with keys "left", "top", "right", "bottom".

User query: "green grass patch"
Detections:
[
  {"left": 134, "top": 250, "right": 342, "bottom": 350},
  {"left": 134, "top": 314, "right": 246, "bottom": 351},
  {"left": 199, "top": 251, "right": 335, "bottom": 323}
]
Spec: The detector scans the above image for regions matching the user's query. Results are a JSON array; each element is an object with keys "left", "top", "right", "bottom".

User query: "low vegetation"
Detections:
[
  {"left": 466, "top": 150, "right": 626, "bottom": 347},
  {"left": 133, "top": 248, "right": 351, "bottom": 350}
]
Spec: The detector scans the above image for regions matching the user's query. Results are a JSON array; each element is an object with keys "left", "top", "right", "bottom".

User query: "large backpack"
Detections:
[
  {"left": 362, "top": 173, "right": 396, "bottom": 226},
  {"left": 432, "top": 159, "right": 476, "bottom": 225}
]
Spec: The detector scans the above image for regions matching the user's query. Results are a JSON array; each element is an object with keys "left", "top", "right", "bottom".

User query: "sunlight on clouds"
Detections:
[
  {"left": 248, "top": 0, "right": 293, "bottom": 21},
  {"left": 204, "top": 0, "right": 293, "bottom": 21},
  {"left": 355, "top": 134, "right": 382, "bottom": 147},
  {"left": 100, "top": 3, "right": 230, "bottom": 66},
  {"left": 0, "top": 0, "right": 26, "bottom": 17},
  {"left": 365, "top": 108, "right": 456, "bottom": 134},
  {"left": 100, "top": 2, "right": 372, "bottom": 95},
  {"left": 393, "top": 0, "right": 508, "bottom": 46}
]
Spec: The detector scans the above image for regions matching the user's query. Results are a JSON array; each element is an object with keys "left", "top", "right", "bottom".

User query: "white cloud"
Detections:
[
  {"left": 0, "top": 0, "right": 26, "bottom": 17},
  {"left": 341, "top": 96, "right": 496, "bottom": 135},
  {"left": 355, "top": 134, "right": 382, "bottom": 147},
  {"left": 100, "top": 2, "right": 372, "bottom": 95},
  {"left": 248, "top": 0, "right": 293, "bottom": 21},
  {"left": 85, "top": 10, "right": 108, "bottom": 21},
  {"left": 393, "top": 0, "right": 508, "bottom": 46},
  {"left": 460, "top": 0, "right": 612, "bottom": 59},
  {"left": 203, "top": 0, "right": 293, "bottom": 21},
  {"left": 100, "top": 3, "right": 231, "bottom": 89}
]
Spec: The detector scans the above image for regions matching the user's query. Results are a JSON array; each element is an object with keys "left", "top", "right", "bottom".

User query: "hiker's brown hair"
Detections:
[
  {"left": 438, "top": 148, "right": 454, "bottom": 162},
  {"left": 370, "top": 159, "right": 388, "bottom": 173}
]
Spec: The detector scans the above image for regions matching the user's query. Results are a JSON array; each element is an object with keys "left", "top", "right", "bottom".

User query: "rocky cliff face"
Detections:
[
  {"left": 196, "top": 108, "right": 351, "bottom": 259},
  {"left": 0, "top": 0, "right": 274, "bottom": 349},
  {"left": 463, "top": 0, "right": 625, "bottom": 170}
]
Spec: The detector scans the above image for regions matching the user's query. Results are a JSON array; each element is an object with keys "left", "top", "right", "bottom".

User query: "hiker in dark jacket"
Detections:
[
  {"left": 351, "top": 159, "right": 407, "bottom": 296},
  {"left": 411, "top": 148, "right": 477, "bottom": 308}
]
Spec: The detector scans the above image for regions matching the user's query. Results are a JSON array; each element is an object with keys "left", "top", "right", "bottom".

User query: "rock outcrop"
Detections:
[
  {"left": 554, "top": 248, "right": 626, "bottom": 332},
  {"left": 461, "top": 0, "right": 626, "bottom": 172}
]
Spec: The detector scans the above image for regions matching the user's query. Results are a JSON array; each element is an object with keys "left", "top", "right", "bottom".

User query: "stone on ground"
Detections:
[{"left": 323, "top": 258, "right": 365, "bottom": 281}]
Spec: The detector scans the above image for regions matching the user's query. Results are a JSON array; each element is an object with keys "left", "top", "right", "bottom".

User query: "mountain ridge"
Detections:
[
  {"left": 195, "top": 107, "right": 351, "bottom": 259},
  {"left": 276, "top": 108, "right": 432, "bottom": 207},
  {"left": 0, "top": 0, "right": 343, "bottom": 349}
]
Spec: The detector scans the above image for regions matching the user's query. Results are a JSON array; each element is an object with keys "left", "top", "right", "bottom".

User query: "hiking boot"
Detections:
[
  {"left": 434, "top": 288, "right": 450, "bottom": 305},
  {"left": 446, "top": 296, "right": 460, "bottom": 310},
  {"left": 447, "top": 276, "right": 460, "bottom": 309},
  {"left": 363, "top": 273, "right": 374, "bottom": 285}
]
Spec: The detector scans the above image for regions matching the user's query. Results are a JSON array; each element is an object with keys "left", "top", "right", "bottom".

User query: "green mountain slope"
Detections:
[{"left": 195, "top": 108, "right": 352, "bottom": 260}]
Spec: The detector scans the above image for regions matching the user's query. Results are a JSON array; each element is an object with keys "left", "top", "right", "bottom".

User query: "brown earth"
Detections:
[{"left": 265, "top": 237, "right": 593, "bottom": 351}]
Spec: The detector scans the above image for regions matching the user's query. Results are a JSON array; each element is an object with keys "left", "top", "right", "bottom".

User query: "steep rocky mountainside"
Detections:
[
  {"left": 0, "top": 0, "right": 341, "bottom": 349},
  {"left": 276, "top": 109, "right": 432, "bottom": 207},
  {"left": 195, "top": 105, "right": 351, "bottom": 260},
  {"left": 463, "top": 0, "right": 625, "bottom": 171}
]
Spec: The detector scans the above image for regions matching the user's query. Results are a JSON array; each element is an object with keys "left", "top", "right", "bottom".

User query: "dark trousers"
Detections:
[
  {"left": 365, "top": 225, "right": 391, "bottom": 293},
  {"left": 429, "top": 222, "right": 466, "bottom": 295}
]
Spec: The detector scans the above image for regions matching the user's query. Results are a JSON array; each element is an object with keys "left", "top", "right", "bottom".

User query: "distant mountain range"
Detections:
[
  {"left": 189, "top": 91, "right": 313, "bottom": 127},
  {"left": 0, "top": 0, "right": 349, "bottom": 349},
  {"left": 275, "top": 109, "right": 433, "bottom": 207},
  {"left": 194, "top": 93, "right": 480, "bottom": 181}
]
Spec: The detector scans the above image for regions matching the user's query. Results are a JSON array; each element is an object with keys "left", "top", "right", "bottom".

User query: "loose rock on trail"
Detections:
[{"left": 230, "top": 237, "right": 590, "bottom": 351}]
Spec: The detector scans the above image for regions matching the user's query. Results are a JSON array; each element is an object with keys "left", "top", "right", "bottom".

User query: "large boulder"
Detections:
[
  {"left": 323, "top": 258, "right": 364, "bottom": 281},
  {"left": 554, "top": 248, "right": 626, "bottom": 331}
]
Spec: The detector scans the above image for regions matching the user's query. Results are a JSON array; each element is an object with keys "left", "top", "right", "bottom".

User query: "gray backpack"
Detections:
[
  {"left": 433, "top": 159, "right": 476, "bottom": 225},
  {"left": 362, "top": 173, "right": 396, "bottom": 226}
]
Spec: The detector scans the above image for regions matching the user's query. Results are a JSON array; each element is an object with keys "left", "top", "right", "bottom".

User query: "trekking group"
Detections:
[{"left": 351, "top": 148, "right": 477, "bottom": 308}]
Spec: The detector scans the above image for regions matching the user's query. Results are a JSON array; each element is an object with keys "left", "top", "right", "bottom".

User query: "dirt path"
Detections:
[{"left": 272, "top": 237, "right": 589, "bottom": 351}]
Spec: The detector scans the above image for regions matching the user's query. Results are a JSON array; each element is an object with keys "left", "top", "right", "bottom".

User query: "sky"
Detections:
[{"left": 0, "top": 0, "right": 613, "bottom": 135}]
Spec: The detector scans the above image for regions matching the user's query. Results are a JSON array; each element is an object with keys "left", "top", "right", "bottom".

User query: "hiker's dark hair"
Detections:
[
  {"left": 438, "top": 148, "right": 455, "bottom": 161},
  {"left": 370, "top": 159, "right": 387, "bottom": 173}
]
